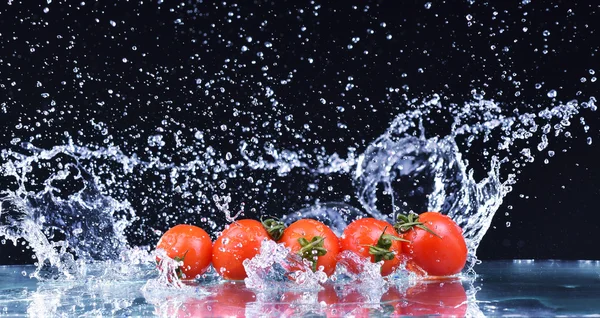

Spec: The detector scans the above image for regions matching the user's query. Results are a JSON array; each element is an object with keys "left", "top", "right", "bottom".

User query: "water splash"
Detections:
[
  {"left": 354, "top": 96, "right": 597, "bottom": 267},
  {"left": 355, "top": 133, "right": 506, "bottom": 267},
  {"left": 0, "top": 141, "right": 138, "bottom": 278},
  {"left": 1, "top": 96, "right": 597, "bottom": 278},
  {"left": 243, "top": 239, "right": 327, "bottom": 291}
]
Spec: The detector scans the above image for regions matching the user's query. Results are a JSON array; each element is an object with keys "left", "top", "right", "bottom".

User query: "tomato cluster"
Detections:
[{"left": 155, "top": 211, "right": 468, "bottom": 281}]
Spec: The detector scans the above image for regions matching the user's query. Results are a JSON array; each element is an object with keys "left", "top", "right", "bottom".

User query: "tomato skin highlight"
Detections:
[
  {"left": 156, "top": 224, "right": 213, "bottom": 279},
  {"left": 340, "top": 218, "right": 403, "bottom": 276},
  {"left": 212, "top": 219, "right": 271, "bottom": 280},
  {"left": 400, "top": 212, "right": 467, "bottom": 277},
  {"left": 279, "top": 219, "right": 340, "bottom": 276}
]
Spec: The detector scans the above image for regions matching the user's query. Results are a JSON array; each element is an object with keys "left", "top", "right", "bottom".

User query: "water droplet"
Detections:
[
  {"left": 466, "top": 14, "right": 473, "bottom": 21},
  {"left": 542, "top": 30, "right": 550, "bottom": 37},
  {"left": 424, "top": 2, "right": 432, "bottom": 9},
  {"left": 547, "top": 89, "right": 557, "bottom": 98}
]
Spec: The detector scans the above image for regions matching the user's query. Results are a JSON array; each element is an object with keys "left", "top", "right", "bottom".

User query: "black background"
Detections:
[{"left": 1, "top": 0, "right": 599, "bottom": 264}]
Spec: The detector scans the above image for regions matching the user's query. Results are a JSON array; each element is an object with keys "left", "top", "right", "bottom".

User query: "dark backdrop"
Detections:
[{"left": 1, "top": 0, "right": 599, "bottom": 264}]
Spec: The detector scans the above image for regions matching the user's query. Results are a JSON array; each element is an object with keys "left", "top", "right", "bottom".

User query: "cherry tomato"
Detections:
[
  {"left": 396, "top": 280, "right": 467, "bottom": 316},
  {"left": 279, "top": 219, "right": 340, "bottom": 276},
  {"left": 156, "top": 224, "right": 212, "bottom": 280},
  {"left": 212, "top": 219, "right": 271, "bottom": 280},
  {"left": 397, "top": 212, "right": 467, "bottom": 277},
  {"left": 340, "top": 218, "right": 404, "bottom": 276}
]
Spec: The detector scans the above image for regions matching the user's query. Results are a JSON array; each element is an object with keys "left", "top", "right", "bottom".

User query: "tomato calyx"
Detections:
[
  {"left": 369, "top": 227, "right": 408, "bottom": 263},
  {"left": 297, "top": 236, "right": 327, "bottom": 272},
  {"left": 261, "top": 217, "right": 285, "bottom": 240},
  {"left": 172, "top": 250, "right": 189, "bottom": 279},
  {"left": 394, "top": 212, "right": 441, "bottom": 238}
]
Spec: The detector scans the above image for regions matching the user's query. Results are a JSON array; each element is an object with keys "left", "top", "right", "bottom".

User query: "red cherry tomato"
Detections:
[
  {"left": 340, "top": 218, "right": 404, "bottom": 276},
  {"left": 156, "top": 224, "right": 212, "bottom": 280},
  {"left": 279, "top": 219, "right": 340, "bottom": 276},
  {"left": 398, "top": 212, "right": 467, "bottom": 277},
  {"left": 397, "top": 280, "right": 467, "bottom": 316},
  {"left": 212, "top": 219, "right": 271, "bottom": 280}
]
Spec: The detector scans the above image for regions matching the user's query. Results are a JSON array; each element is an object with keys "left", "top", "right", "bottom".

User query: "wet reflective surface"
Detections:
[
  {"left": 0, "top": 260, "right": 599, "bottom": 317},
  {"left": 475, "top": 260, "right": 600, "bottom": 317}
]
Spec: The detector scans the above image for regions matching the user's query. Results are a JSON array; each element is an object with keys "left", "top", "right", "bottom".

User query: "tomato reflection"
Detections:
[
  {"left": 277, "top": 283, "right": 341, "bottom": 317},
  {"left": 393, "top": 280, "right": 468, "bottom": 317},
  {"left": 153, "top": 282, "right": 257, "bottom": 317},
  {"left": 153, "top": 279, "right": 468, "bottom": 317}
]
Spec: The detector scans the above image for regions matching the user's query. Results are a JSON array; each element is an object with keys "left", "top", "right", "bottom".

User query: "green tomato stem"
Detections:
[
  {"left": 394, "top": 212, "right": 441, "bottom": 238},
  {"left": 297, "top": 236, "right": 327, "bottom": 272},
  {"left": 368, "top": 226, "right": 407, "bottom": 263},
  {"left": 261, "top": 217, "right": 286, "bottom": 241}
]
